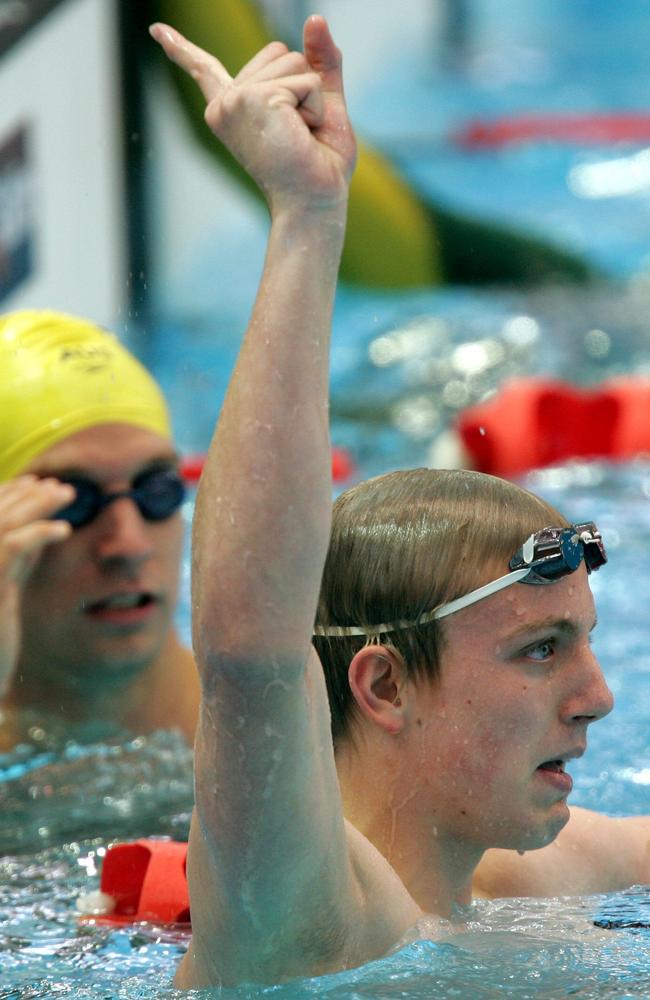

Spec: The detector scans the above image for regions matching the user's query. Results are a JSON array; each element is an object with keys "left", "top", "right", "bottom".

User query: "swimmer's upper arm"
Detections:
[{"left": 475, "top": 807, "right": 650, "bottom": 899}]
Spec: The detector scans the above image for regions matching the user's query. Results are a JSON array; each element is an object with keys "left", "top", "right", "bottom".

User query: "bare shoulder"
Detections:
[
  {"left": 278, "top": 821, "right": 424, "bottom": 976},
  {"left": 474, "top": 807, "right": 650, "bottom": 898},
  {"left": 344, "top": 819, "right": 423, "bottom": 952},
  {"left": 176, "top": 817, "right": 422, "bottom": 988}
]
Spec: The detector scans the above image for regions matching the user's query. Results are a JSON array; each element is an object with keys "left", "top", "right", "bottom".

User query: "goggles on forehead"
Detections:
[
  {"left": 52, "top": 467, "right": 186, "bottom": 529},
  {"left": 313, "top": 522, "right": 606, "bottom": 638}
]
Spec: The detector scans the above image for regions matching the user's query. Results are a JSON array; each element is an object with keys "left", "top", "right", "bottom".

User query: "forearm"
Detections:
[{"left": 193, "top": 202, "right": 347, "bottom": 670}]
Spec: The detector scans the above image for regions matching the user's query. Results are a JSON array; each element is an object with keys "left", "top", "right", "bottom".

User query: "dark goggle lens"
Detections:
[
  {"left": 510, "top": 522, "right": 606, "bottom": 584},
  {"left": 54, "top": 468, "right": 186, "bottom": 529},
  {"left": 55, "top": 479, "right": 103, "bottom": 528},
  {"left": 557, "top": 529, "right": 584, "bottom": 574},
  {"left": 132, "top": 468, "right": 186, "bottom": 521}
]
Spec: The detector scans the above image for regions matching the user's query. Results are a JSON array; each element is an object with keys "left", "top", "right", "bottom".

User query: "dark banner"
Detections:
[
  {"left": 0, "top": 0, "right": 68, "bottom": 58},
  {"left": 0, "top": 124, "right": 34, "bottom": 302}
]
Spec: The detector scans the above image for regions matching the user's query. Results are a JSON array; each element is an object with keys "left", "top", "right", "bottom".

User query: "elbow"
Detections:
[{"left": 193, "top": 639, "right": 308, "bottom": 700}]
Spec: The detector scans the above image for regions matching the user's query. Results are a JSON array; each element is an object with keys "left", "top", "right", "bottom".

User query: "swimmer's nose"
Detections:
[
  {"left": 563, "top": 644, "right": 614, "bottom": 726},
  {"left": 93, "top": 496, "right": 154, "bottom": 567}
]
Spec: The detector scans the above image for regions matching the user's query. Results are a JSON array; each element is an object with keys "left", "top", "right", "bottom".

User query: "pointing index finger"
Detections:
[
  {"left": 149, "top": 22, "right": 232, "bottom": 101},
  {"left": 302, "top": 15, "right": 344, "bottom": 95}
]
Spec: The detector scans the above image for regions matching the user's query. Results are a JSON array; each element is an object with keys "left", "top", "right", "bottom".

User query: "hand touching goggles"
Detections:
[
  {"left": 52, "top": 467, "right": 186, "bottom": 529},
  {"left": 314, "top": 522, "right": 606, "bottom": 637}
]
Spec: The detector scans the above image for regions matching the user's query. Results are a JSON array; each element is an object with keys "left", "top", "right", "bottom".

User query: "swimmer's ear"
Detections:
[{"left": 348, "top": 645, "right": 408, "bottom": 735}]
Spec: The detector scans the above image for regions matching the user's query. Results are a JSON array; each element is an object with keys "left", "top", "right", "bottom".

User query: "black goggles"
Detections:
[
  {"left": 313, "top": 521, "right": 606, "bottom": 636},
  {"left": 429, "top": 521, "right": 607, "bottom": 620},
  {"left": 52, "top": 467, "right": 186, "bottom": 529},
  {"left": 508, "top": 521, "right": 607, "bottom": 584}
]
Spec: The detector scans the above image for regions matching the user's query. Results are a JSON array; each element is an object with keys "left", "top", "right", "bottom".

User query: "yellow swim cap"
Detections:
[{"left": 0, "top": 310, "right": 172, "bottom": 481}]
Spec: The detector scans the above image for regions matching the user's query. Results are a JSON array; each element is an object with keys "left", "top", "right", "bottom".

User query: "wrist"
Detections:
[
  {"left": 269, "top": 191, "right": 349, "bottom": 225},
  {"left": 268, "top": 197, "right": 349, "bottom": 254}
]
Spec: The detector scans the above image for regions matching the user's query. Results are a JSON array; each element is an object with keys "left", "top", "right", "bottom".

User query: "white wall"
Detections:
[{"left": 0, "top": 0, "right": 126, "bottom": 328}]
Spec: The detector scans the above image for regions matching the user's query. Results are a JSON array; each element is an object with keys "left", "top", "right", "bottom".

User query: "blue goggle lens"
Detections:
[{"left": 509, "top": 522, "right": 606, "bottom": 584}]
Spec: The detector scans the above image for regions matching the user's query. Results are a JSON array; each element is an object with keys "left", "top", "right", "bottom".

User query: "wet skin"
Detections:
[
  {"left": 401, "top": 566, "right": 614, "bottom": 856},
  {"left": 17, "top": 423, "right": 184, "bottom": 694}
]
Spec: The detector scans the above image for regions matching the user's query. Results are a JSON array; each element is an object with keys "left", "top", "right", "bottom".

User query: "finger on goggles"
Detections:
[{"left": 52, "top": 468, "right": 186, "bottom": 529}]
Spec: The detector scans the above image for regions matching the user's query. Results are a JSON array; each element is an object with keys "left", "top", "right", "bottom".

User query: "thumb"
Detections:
[{"left": 303, "top": 15, "right": 344, "bottom": 96}]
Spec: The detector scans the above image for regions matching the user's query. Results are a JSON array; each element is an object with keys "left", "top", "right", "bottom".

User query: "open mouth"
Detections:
[
  {"left": 535, "top": 755, "right": 574, "bottom": 794},
  {"left": 85, "top": 593, "right": 157, "bottom": 614},
  {"left": 537, "top": 759, "right": 566, "bottom": 774}
]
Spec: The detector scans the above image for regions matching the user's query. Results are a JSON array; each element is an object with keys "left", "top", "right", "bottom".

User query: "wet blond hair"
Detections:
[{"left": 313, "top": 468, "right": 569, "bottom": 745}]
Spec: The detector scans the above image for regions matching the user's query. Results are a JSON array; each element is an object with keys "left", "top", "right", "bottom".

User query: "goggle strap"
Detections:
[
  {"left": 313, "top": 567, "right": 532, "bottom": 637},
  {"left": 428, "top": 567, "right": 532, "bottom": 621},
  {"left": 313, "top": 521, "right": 605, "bottom": 640}
]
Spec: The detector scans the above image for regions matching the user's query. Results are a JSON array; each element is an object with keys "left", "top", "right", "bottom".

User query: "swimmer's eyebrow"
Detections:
[
  {"left": 501, "top": 615, "right": 598, "bottom": 645},
  {"left": 32, "top": 451, "right": 182, "bottom": 480}
]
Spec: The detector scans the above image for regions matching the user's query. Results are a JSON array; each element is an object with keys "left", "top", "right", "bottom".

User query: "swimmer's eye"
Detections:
[{"left": 522, "top": 638, "right": 556, "bottom": 662}]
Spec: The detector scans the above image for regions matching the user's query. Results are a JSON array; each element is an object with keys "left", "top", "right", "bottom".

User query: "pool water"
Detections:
[
  {"left": 1, "top": 866, "right": 648, "bottom": 999},
  {"left": 1, "top": 858, "right": 649, "bottom": 999}
]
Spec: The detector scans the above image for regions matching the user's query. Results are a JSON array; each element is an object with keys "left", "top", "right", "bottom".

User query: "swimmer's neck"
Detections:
[
  {"left": 337, "top": 748, "right": 481, "bottom": 917},
  {"left": 5, "top": 632, "right": 198, "bottom": 745}
]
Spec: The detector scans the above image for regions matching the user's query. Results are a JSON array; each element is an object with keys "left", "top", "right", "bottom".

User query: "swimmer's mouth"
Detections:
[
  {"left": 537, "top": 760, "right": 566, "bottom": 773},
  {"left": 85, "top": 592, "right": 158, "bottom": 613},
  {"left": 537, "top": 747, "right": 585, "bottom": 773}
]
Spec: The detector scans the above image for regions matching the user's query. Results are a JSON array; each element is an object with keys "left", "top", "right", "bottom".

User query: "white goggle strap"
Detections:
[
  {"left": 426, "top": 566, "right": 532, "bottom": 621},
  {"left": 313, "top": 565, "right": 532, "bottom": 637}
]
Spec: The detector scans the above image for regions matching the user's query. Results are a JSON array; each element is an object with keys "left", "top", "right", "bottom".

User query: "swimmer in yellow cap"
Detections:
[{"left": 0, "top": 310, "right": 198, "bottom": 746}]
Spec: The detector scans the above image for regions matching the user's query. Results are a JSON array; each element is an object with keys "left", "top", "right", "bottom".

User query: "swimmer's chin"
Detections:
[{"left": 512, "top": 810, "right": 571, "bottom": 854}]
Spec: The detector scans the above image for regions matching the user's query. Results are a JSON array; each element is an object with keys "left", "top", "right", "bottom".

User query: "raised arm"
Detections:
[
  {"left": 150, "top": 18, "right": 393, "bottom": 987},
  {"left": 151, "top": 15, "right": 356, "bottom": 667}
]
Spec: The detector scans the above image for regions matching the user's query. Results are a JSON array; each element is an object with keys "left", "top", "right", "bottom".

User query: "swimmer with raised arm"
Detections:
[{"left": 151, "top": 15, "right": 648, "bottom": 988}]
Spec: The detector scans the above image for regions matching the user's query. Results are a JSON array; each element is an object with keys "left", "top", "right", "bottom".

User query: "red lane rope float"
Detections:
[
  {"left": 453, "top": 113, "right": 650, "bottom": 149},
  {"left": 78, "top": 838, "right": 190, "bottom": 926},
  {"left": 181, "top": 445, "right": 356, "bottom": 486},
  {"left": 456, "top": 376, "right": 650, "bottom": 479}
]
